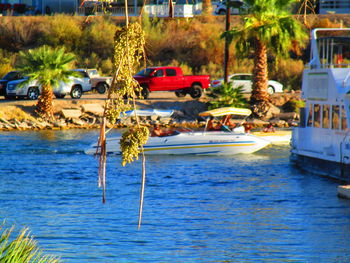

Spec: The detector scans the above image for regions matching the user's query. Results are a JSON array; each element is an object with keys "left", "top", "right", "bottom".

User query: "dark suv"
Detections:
[{"left": 0, "top": 71, "right": 24, "bottom": 98}]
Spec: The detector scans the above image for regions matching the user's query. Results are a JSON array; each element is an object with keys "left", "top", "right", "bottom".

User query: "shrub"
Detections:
[
  {"left": 0, "top": 49, "right": 16, "bottom": 78},
  {"left": 270, "top": 59, "right": 304, "bottom": 91},
  {"left": 0, "top": 17, "right": 44, "bottom": 51},
  {"left": 282, "top": 99, "right": 305, "bottom": 112},
  {"left": 80, "top": 17, "right": 118, "bottom": 60},
  {"left": 100, "top": 58, "right": 114, "bottom": 75},
  {"left": 207, "top": 83, "right": 248, "bottom": 109},
  {"left": 40, "top": 14, "right": 82, "bottom": 52}
]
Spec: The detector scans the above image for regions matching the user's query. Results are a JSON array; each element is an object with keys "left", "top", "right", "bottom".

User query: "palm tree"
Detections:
[
  {"left": 16, "top": 46, "right": 76, "bottom": 119},
  {"left": 223, "top": 0, "right": 306, "bottom": 119}
]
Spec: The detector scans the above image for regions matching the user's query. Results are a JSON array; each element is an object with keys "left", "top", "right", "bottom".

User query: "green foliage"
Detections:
[
  {"left": 224, "top": 0, "right": 307, "bottom": 60},
  {"left": 41, "top": 14, "right": 82, "bottom": 51},
  {"left": 81, "top": 18, "right": 118, "bottom": 60},
  {"left": 78, "top": 52, "right": 100, "bottom": 69},
  {"left": 0, "top": 224, "right": 60, "bottom": 262},
  {"left": 104, "top": 22, "right": 147, "bottom": 166},
  {"left": 282, "top": 99, "right": 305, "bottom": 112},
  {"left": 100, "top": 58, "right": 113, "bottom": 75},
  {"left": 16, "top": 45, "right": 76, "bottom": 89},
  {"left": 207, "top": 83, "right": 248, "bottom": 110},
  {"left": 3, "top": 14, "right": 349, "bottom": 88},
  {"left": 270, "top": 58, "right": 304, "bottom": 90},
  {"left": 0, "top": 17, "right": 44, "bottom": 52},
  {"left": 16, "top": 45, "right": 76, "bottom": 118},
  {"left": 0, "top": 49, "right": 16, "bottom": 78}
]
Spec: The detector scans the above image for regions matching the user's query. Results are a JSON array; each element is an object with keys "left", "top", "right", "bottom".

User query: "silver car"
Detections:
[
  {"left": 6, "top": 70, "right": 92, "bottom": 100},
  {"left": 210, "top": 73, "right": 284, "bottom": 94},
  {"left": 214, "top": 0, "right": 246, "bottom": 15}
]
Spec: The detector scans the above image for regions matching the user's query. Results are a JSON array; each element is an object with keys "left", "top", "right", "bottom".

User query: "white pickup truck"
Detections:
[
  {"left": 77, "top": 69, "right": 112, "bottom": 94},
  {"left": 6, "top": 70, "right": 92, "bottom": 100}
]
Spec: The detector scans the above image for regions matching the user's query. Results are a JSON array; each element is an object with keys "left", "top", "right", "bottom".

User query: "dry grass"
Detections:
[{"left": 0, "top": 106, "right": 36, "bottom": 121}]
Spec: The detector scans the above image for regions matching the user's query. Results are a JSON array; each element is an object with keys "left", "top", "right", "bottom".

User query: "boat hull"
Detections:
[
  {"left": 85, "top": 131, "right": 270, "bottom": 155},
  {"left": 290, "top": 153, "right": 350, "bottom": 183}
]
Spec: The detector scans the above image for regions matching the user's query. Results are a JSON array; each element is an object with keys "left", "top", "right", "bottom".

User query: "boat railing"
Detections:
[
  {"left": 309, "top": 28, "right": 350, "bottom": 69},
  {"left": 343, "top": 71, "right": 350, "bottom": 88}
]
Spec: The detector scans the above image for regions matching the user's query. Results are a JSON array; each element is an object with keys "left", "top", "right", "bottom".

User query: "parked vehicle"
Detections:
[
  {"left": 6, "top": 77, "right": 39, "bottom": 100},
  {"left": 214, "top": 0, "right": 246, "bottom": 15},
  {"left": 0, "top": 71, "right": 24, "bottom": 98},
  {"left": 210, "top": 73, "right": 284, "bottom": 94},
  {"left": 133, "top": 66, "right": 211, "bottom": 99},
  {"left": 55, "top": 70, "right": 92, "bottom": 99},
  {"left": 75, "top": 69, "right": 112, "bottom": 94},
  {"left": 6, "top": 70, "right": 92, "bottom": 100}
]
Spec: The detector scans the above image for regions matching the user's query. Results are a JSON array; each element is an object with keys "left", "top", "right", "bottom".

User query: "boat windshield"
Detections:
[{"left": 135, "top": 68, "right": 155, "bottom": 77}]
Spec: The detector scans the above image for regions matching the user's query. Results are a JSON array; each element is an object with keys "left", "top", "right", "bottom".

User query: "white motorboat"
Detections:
[
  {"left": 85, "top": 107, "right": 270, "bottom": 155},
  {"left": 291, "top": 28, "right": 350, "bottom": 179}
]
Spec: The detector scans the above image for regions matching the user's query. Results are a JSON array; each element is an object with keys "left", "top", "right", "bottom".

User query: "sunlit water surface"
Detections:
[{"left": 1, "top": 129, "right": 350, "bottom": 262}]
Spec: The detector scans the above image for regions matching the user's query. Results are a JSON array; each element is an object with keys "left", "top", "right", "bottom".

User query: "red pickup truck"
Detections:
[{"left": 133, "top": 66, "right": 210, "bottom": 99}]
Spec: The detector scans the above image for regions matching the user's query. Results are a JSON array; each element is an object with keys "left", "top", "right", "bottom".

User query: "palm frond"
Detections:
[{"left": 0, "top": 225, "right": 60, "bottom": 263}]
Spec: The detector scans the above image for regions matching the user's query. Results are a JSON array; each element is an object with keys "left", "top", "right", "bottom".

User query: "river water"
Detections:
[{"left": 1, "top": 129, "right": 350, "bottom": 262}]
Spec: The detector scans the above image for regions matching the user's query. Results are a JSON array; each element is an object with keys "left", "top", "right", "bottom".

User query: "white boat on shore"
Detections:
[
  {"left": 291, "top": 28, "right": 350, "bottom": 180},
  {"left": 85, "top": 107, "right": 270, "bottom": 155}
]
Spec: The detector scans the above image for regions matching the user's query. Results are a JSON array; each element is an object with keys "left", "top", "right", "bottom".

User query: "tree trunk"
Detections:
[
  {"left": 250, "top": 39, "right": 270, "bottom": 119},
  {"left": 36, "top": 85, "right": 54, "bottom": 120}
]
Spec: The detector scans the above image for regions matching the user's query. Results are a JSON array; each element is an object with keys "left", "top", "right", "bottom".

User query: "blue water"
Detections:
[{"left": 1, "top": 129, "right": 350, "bottom": 263}]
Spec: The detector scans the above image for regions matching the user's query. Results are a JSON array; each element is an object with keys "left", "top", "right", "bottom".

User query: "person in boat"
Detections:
[
  {"left": 222, "top": 115, "right": 236, "bottom": 129},
  {"left": 207, "top": 116, "right": 222, "bottom": 131},
  {"left": 151, "top": 124, "right": 164, "bottom": 137},
  {"left": 263, "top": 122, "right": 275, "bottom": 133},
  {"left": 151, "top": 123, "right": 174, "bottom": 137},
  {"left": 243, "top": 123, "right": 252, "bottom": 133}
]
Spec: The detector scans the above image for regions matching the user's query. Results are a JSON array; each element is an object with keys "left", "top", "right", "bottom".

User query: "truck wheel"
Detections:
[
  {"left": 96, "top": 83, "right": 108, "bottom": 94},
  {"left": 141, "top": 86, "right": 149, "bottom": 99},
  {"left": 189, "top": 85, "right": 202, "bottom": 99},
  {"left": 27, "top": 87, "right": 39, "bottom": 100},
  {"left": 175, "top": 91, "right": 186, "bottom": 97},
  {"left": 70, "top": 85, "right": 82, "bottom": 99}
]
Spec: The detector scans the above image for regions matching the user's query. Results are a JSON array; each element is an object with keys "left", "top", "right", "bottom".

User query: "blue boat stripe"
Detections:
[{"left": 143, "top": 141, "right": 255, "bottom": 149}]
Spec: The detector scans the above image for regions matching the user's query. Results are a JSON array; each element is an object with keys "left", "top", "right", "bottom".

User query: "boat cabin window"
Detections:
[
  {"left": 322, "top": 105, "right": 330, "bottom": 128},
  {"left": 306, "top": 103, "right": 345, "bottom": 130},
  {"left": 307, "top": 106, "right": 313, "bottom": 127},
  {"left": 313, "top": 104, "right": 321, "bottom": 127},
  {"left": 341, "top": 105, "right": 348, "bottom": 130},
  {"left": 317, "top": 36, "right": 350, "bottom": 68},
  {"left": 332, "top": 105, "right": 340, "bottom": 129}
]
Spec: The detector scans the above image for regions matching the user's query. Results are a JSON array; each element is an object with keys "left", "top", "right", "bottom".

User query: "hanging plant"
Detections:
[{"left": 97, "top": 21, "right": 148, "bottom": 228}]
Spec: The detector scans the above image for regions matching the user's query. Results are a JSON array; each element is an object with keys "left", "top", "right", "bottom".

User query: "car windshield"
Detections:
[
  {"left": 135, "top": 68, "right": 155, "bottom": 77},
  {"left": 87, "top": 69, "right": 99, "bottom": 76},
  {"left": 2, "top": 71, "right": 22, "bottom": 81}
]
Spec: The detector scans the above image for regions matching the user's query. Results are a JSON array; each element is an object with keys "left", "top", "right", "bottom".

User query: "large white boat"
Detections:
[
  {"left": 85, "top": 107, "right": 270, "bottom": 155},
  {"left": 291, "top": 28, "right": 350, "bottom": 179}
]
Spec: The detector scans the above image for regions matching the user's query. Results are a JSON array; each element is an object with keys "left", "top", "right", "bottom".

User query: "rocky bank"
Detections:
[{"left": 0, "top": 92, "right": 302, "bottom": 131}]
